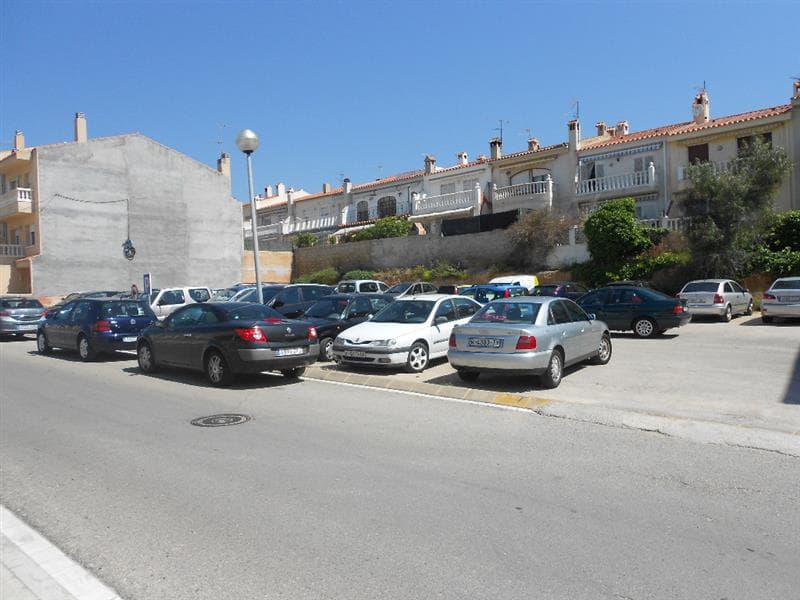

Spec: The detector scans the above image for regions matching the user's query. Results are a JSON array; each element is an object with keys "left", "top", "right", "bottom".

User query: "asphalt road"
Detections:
[{"left": 2, "top": 338, "right": 799, "bottom": 599}]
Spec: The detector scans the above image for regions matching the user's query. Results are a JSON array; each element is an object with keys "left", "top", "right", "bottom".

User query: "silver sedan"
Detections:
[{"left": 447, "top": 296, "right": 611, "bottom": 388}]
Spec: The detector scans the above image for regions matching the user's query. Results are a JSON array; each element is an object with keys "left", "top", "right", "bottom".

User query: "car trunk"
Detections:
[{"left": 5, "top": 308, "right": 43, "bottom": 322}]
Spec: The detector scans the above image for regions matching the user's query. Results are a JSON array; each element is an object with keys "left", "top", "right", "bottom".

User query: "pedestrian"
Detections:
[{"left": 130, "top": 283, "right": 139, "bottom": 298}]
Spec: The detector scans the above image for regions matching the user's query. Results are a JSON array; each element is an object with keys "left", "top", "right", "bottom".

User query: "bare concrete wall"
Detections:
[
  {"left": 31, "top": 135, "right": 243, "bottom": 297},
  {"left": 242, "top": 251, "right": 292, "bottom": 284}
]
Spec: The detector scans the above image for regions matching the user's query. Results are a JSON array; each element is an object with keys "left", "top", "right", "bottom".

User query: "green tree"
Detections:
[
  {"left": 293, "top": 232, "right": 319, "bottom": 248},
  {"left": 583, "top": 198, "right": 653, "bottom": 268},
  {"left": 344, "top": 216, "right": 411, "bottom": 243},
  {"left": 681, "top": 139, "right": 792, "bottom": 277}
]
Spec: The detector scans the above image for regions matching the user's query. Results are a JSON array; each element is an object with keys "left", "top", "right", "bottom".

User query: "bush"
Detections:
[
  {"left": 755, "top": 248, "right": 800, "bottom": 277},
  {"left": 294, "top": 232, "right": 319, "bottom": 248},
  {"left": 429, "top": 261, "right": 468, "bottom": 281},
  {"left": 343, "top": 216, "right": 411, "bottom": 243},
  {"left": 342, "top": 269, "right": 375, "bottom": 280},
  {"left": 507, "top": 209, "right": 579, "bottom": 269},
  {"left": 294, "top": 266, "right": 340, "bottom": 284},
  {"left": 765, "top": 210, "right": 800, "bottom": 251},
  {"left": 583, "top": 198, "right": 653, "bottom": 268}
]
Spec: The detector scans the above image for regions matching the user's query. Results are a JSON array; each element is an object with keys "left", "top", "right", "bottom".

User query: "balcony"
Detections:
[
  {"left": 493, "top": 178, "right": 554, "bottom": 211},
  {"left": 639, "top": 216, "right": 692, "bottom": 232},
  {"left": 0, "top": 244, "right": 25, "bottom": 257},
  {"left": 411, "top": 185, "right": 480, "bottom": 221},
  {"left": 0, "top": 188, "right": 33, "bottom": 219},
  {"left": 677, "top": 160, "right": 736, "bottom": 185},
  {"left": 577, "top": 164, "right": 656, "bottom": 197}
]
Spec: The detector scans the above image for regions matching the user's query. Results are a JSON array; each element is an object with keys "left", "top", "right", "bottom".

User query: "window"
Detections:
[
  {"left": 724, "top": 282, "right": 734, "bottom": 293},
  {"left": 301, "top": 285, "right": 331, "bottom": 301},
  {"left": 737, "top": 132, "right": 772, "bottom": 156},
  {"left": 29, "top": 227, "right": 35, "bottom": 246},
  {"left": 563, "top": 300, "right": 589, "bottom": 323},
  {"left": 170, "top": 305, "right": 204, "bottom": 327},
  {"left": 347, "top": 296, "right": 373, "bottom": 318},
  {"left": 439, "top": 183, "right": 456, "bottom": 195},
  {"left": 189, "top": 288, "right": 210, "bottom": 302},
  {"left": 730, "top": 281, "right": 744, "bottom": 293},
  {"left": 160, "top": 290, "right": 185, "bottom": 305},
  {"left": 634, "top": 155, "right": 655, "bottom": 172},
  {"left": 462, "top": 179, "right": 479, "bottom": 191},
  {"left": 360, "top": 282, "right": 378, "bottom": 293},
  {"left": 549, "top": 301, "right": 571, "bottom": 325},
  {"left": 377, "top": 196, "right": 396, "bottom": 218},
  {"left": 70, "top": 301, "right": 93, "bottom": 323},
  {"left": 454, "top": 298, "right": 479, "bottom": 319},
  {"left": 356, "top": 200, "right": 369, "bottom": 222},
  {"left": 687, "top": 144, "right": 709, "bottom": 164},
  {"left": 1, "top": 223, "right": 7, "bottom": 243},
  {"left": 434, "top": 300, "right": 456, "bottom": 322},
  {"left": 278, "top": 287, "right": 301, "bottom": 305}
]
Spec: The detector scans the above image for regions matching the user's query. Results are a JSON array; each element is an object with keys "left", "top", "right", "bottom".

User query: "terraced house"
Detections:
[{"left": 244, "top": 82, "right": 800, "bottom": 247}]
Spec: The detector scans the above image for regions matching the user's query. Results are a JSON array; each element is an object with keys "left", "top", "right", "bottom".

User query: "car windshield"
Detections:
[
  {"left": 531, "top": 286, "right": 559, "bottom": 296},
  {"left": 337, "top": 282, "right": 357, "bottom": 293},
  {"left": 223, "top": 304, "right": 284, "bottom": 321},
  {"left": 371, "top": 300, "right": 434, "bottom": 323},
  {"left": 683, "top": 282, "right": 719, "bottom": 293},
  {"left": 100, "top": 301, "right": 153, "bottom": 318},
  {"left": 772, "top": 279, "right": 800, "bottom": 290},
  {"left": 0, "top": 298, "right": 43, "bottom": 309},
  {"left": 472, "top": 301, "right": 540, "bottom": 324},
  {"left": 305, "top": 297, "right": 350, "bottom": 319},
  {"left": 387, "top": 283, "right": 411, "bottom": 294}
]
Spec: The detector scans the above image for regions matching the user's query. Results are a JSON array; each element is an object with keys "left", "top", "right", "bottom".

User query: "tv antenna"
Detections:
[
  {"left": 570, "top": 100, "right": 580, "bottom": 121},
  {"left": 493, "top": 119, "right": 510, "bottom": 143},
  {"left": 215, "top": 122, "right": 228, "bottom": 153}
]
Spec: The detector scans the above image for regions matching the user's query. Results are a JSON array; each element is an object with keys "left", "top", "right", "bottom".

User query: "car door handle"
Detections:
[{"left": 183, "top": 333, "right": 192, "bottom": 337}]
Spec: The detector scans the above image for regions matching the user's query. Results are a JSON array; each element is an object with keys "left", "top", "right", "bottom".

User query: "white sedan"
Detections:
[{"left": 332, "top": 294, "right": 482, "bottom": 372}]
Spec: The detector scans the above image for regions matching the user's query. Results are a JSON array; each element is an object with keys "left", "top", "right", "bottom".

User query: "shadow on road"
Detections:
[
  {"left": 783, "top": 350, "right": 800, "bottom": 405},
  {"left": 120, "top": 366, "right": 304, "bottom": 390},
  {"left": 739, "top": 315, "right": 800, "bottom": 327},
  {"left": 27, "top": 349, "right": 136, "bottom": 363}
]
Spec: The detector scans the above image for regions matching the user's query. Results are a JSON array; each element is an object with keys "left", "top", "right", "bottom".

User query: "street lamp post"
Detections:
[{"left": 236, "top": 129, "right": 263, "bottom": 305}]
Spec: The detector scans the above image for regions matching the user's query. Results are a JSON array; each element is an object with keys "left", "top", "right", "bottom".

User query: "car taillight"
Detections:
[
  {"left": 0, "top": 310, "right": 9, "bottom": 317},
  {"left": 713, "top": 293, "right": 724, "bottom": 304},
  {"left": 449, "top": 332, "right": 456, "bottom": 347},
  {"left": 93, "top": 319, "right": 112, "bottom": 332},
  {"left": 503, "top": 289, "right": 510, "bottom": 297},
  {"left": 265, "top": 317, "right": 282, "bottom": 324},
  {"left": 762, "top": 292, "right": 776, "bottom": 300},
  {"left": 235, "top": 326, "right": 267, "bottom": 342},
  {"left": 672, "top": 304, "right": 685, "bottom": 314},
  {"left": 308, "top": 326, "right": 318, "bottom": 341},
  {"left": 516, "top": 335, "right": 536, "bottom": 350}
]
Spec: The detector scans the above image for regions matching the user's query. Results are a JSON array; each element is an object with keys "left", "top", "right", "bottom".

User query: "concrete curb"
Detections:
[{"left": 304, "top": 365, "right": 800, "bottom": 457}]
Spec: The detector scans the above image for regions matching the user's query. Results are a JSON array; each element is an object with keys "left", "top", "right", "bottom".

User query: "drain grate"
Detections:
[{"left": 191, "top": 414, "right": 251, "bottom": 427}]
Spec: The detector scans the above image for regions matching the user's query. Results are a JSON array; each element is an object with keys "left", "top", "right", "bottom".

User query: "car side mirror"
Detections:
[
  {"left": 587, "top": 313, "right": 596, "bottom": 321},
  {"left": 435, "top": 316, "right": 448, "bottom": 325}
]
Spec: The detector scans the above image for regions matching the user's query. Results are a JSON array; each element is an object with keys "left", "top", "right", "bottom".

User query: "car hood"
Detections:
[{"left": 338, "top": 320, "right": 429, "bottom": 342}]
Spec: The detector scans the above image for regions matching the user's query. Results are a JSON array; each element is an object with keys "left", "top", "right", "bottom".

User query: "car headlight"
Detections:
[{"left": 372, "top": 339, "right": 397, "bottom": 347}]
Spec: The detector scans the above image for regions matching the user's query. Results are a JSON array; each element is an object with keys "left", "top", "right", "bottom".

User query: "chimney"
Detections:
[
  {"left": 595, "top": 121, "right": 607, "bottom": 136},
  {"left": 527, "top": 138, "right": 540, "bottom": 152},
  {"left": 287, "top": 188, "right": 295, "bottom": 220},
  {"left": 568, "top": 119, "right": 581, "bottom": 151},
  {"left": 692, "top": 90, "right": 710, "bottom": 124},
  {"left": 456, "top": 151, "right": 469, "bottom": 166},
  {"left": 793, "top": 80, "right": 800, "bottom": 100},
  {"left": 343, "top": 178, "right": 352, "bottom": 194},
  {"left": 424, "top": 155, "right": 437, "bottom": 175},
  {"left": 74, "top": 112, "right": 88, "bottom": 142},
  {"left": 476, "top": 154, "right": 487, "bottom": 162},
  {"left": 322, "top": 182, "right": 331, "bottom": 193},
  {"left": 607, "top": 126, "right": 617, "bottom": 137},
  {"left": 13, "top": 130, "right": 25, "bottom": 151},
  {"left": 264, "top": 185, "right": 273, "bottom": 197},
  {"left": 276, "top": 182, "right": 286, "bottom": 197},
  {"left": 216, "top": 152, "right": 231, "bottom": 176},
  {"left": 489, "top": 138, "right": 502, "bottom": 160},
  {"left": 616, "top": 120, "right": 629, "bottom": 136}
]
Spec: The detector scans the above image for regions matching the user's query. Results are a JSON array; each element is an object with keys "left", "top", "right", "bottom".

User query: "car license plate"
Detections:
[
  {"left": 779, "top": 295, "right": 800, "bottom": 302},
  {"left": 123, "top": 336, "right": 137, "bottom": 342},
  {"left": 275, "top": 347, "right": 304, "bottom": 357},
  {"left": 468, "top": 337, "right": 503, "bottom": 348},
  {"left": 344, "top": 350, "right": 367, "bottom": 358}
]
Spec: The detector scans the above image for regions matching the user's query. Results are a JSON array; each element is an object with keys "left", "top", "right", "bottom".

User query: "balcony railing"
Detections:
[
  {"left": 413, "top": 185, "right": 480, "bottom": 217},
  {"left": 639, "top": 217, "right": 692, "bottom": 232},
  {"left": 577, "top": 164, "right": 656, "bottom": 196},
  {"left": 0, "top": 188, "right": 33, "bottom": 218},
  {"left": 493, "top": 179, "right": 554, "bottom": 210},
  {"left": 677, "top": 160, "right": 735, "bottom": 181},
  {"left": 0, "top": 244, "right": 25, "bottom": 257},
  {"left": 243, "top": 222, "right": 283, "bottom": 239}
]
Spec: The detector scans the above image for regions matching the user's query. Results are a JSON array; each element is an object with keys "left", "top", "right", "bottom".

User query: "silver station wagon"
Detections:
[{"left": 447, "top": 296, "right": 611, "bottom": 389}]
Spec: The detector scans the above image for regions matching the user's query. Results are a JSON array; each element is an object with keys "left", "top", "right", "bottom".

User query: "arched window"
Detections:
[
  {"left": 356, "top": 200, "right": 369, "bottom": 222},
  {"left": 377, "top": 196, "right": 397, "bottom": 218}
]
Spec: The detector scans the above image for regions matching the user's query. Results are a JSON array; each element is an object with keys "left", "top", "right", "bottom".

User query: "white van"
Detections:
[
  {"left": 488, "top": 274, "right": 539, "bottom": 291},
  {"left": 148, "top": 286, "right": 212, "bottom": 319}
]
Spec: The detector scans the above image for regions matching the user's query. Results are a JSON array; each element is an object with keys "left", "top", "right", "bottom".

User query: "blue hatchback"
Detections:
[{"left": 37, "top": 297, "right": 156, "bottom": 361}]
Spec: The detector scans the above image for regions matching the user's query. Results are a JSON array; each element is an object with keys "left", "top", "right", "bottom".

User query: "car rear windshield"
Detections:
[
  {"left": 387, "top": 283, "right": 411, "bottom": 294},
  {"left": 100, "top": 301, "right": 153, "bottom": 318},
  {"left": 223, "top": 304, "right": 284, "bottom": 321},
  {"left": 305, "top": 297, "right": 350, "bottom": 318},
  {"left": 337, "top": 283, "right": 357, "bottom": 293},
  {"left": 189, "top": 288, "right": 210, "bottom": 302},
  {"left": 0, "top": 298, "right": 43, "bottom": 309},
  {"left": 472, "top": 302, "right": 540, "bottom": 324},
  {"left": 473, "top": 288, "right": 509, "bottom": 303},
  {"left": 772, "top": 279, "right": 800, "bottom": 290},
  {"left": 682, "top": 282, "right": 719, "bottom": 293},
  {"left": 531, "top": 286, "right": 559, "bottom": 296}
]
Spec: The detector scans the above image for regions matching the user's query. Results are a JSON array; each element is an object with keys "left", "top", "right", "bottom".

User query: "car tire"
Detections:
[
  {"left": 632, "top": 317, "right": 657, "bottom": 338},
  {"left": 405, "top": 341, "right": 429, "bottom": 373},
  {"left": 77, "top": 334, "right": 96, "bottom": 361},
  {"left": 540, "top": 349, "right": 563, "bottom": 389},
  {"left": 721, "top": 304, "right": 732, "bottom": 322},
  {"left": 205, "top": 350, "right": 233, "bottom": 387},
  {"left": 745, "top": 300, "right": 753, "bottom": 316},
  {"left": 36, "top": 331, "right": 51, "bottom": 354},
  {"left": 319, "top": 337, "right": 334, "bottom": 362},
  {"left": 591, "top": 333, "right": 612, "bottom": 365},
  {"left": 457, "top": 369, "right": 479, "bottom": 382},
  {"left": 761, "top": 315, "right": 774, "bottom": 323},
  {"left": 137, "top": 341, "right": 158, "bottom": 373},
  {"left": 281, "top": 366, "right": 306, "bottom": 379}
]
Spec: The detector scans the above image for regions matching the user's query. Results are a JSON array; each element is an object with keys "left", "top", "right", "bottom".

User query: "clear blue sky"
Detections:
[{"left": 2, "top": 0, "right": 799, "bottom": 203}]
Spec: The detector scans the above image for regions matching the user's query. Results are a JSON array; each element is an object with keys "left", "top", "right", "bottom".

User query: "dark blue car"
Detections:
[{"left": 37, "top": 297, "right": 156, "bottom": 361}]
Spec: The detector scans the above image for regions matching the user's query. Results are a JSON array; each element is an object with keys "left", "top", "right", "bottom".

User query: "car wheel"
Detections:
[
  {"left": 761, "top": 315, "right": 774, "bottom": 323},
  {"left": 721, "top": 304, "right": 732, "bottom": 322},
  {"left": 540, "top": 349, "right": 563, "bottom": 389},
  {"left": 137, "top": 341, "right": 157, "bottom": 373},
  {"left": 36, "top": 331, "right": 51, "bottom": 354},
  {"left": 405, "top": 341, "right": 429, "bottom": 373},
  {"left": 745, "top": 300, "right": 753, "bottom": 316},
  {"left": 591, "top": 333, "right": 612, "bottom": 365},
  {"left": 319, "top": 337, "right": 334, "bottom": 361},
  {"left": 77, "top": 334, "right": 96, "bottom": 361},
  {"left": 205, "top": 350, "right": 233, "bottom": 386},
  {"left": 632, "top": 317, "right": 657, "bottom": 338},
  {"left": 281, "top": 366, "right": 306, "bottom": 379},
  {"left": 457, "top": 369, "right": 479, "bottom": 382}
]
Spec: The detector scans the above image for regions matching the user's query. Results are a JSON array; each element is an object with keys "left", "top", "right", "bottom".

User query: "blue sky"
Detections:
[{"left": 2, "top": 0, "right": 799, "bottom": 203}]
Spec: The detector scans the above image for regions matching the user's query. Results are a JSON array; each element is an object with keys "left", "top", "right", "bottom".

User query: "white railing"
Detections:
[
  {"left": 577, "top": 164, "right": 656, "bottom": 195},
  {"left": 639, "top": 217, "right": 692, "bottom": 232},
  {"left": 286, "top": 215, "right": 339, "bottom": 234},
  {"left": 0, "top": 244, "right": 25, "bottom": 257},
  {"left": 0, "top": 187, "right": 33, "bottom": 216},
  {"left": 413, "top": 186, "right": 479, "bottom": 217},
  {"left": 678, "top": 160, "right": 736, "bottom": 181},
  {"left": 243, "top": 222, "right": 283, "bottom": 239},
  {"left": 493, "top": 179, "right": 554, "bottom": 210}
]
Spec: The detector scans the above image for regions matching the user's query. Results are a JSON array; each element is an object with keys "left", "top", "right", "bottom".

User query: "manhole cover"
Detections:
[{"left": 190, "top": 414, "right": 251, "bottom": 427}]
